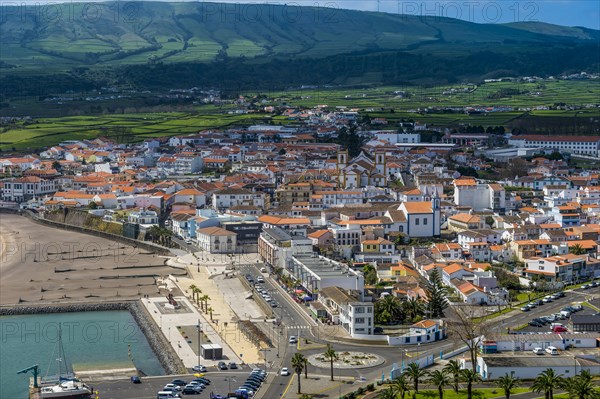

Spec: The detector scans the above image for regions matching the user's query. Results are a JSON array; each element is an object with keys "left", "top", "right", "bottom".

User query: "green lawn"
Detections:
[{"left": 404, "top": 387, "right": 530, "bottom": 399}]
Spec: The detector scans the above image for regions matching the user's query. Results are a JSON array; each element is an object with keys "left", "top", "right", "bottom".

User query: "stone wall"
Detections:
[{"left": 21, "top": 210, "right": 172, "bottom": 255}]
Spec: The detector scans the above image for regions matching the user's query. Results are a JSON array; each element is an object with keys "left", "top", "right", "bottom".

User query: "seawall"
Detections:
[{"left": 0, "top": 301, "right": 186, "bottom": 375}]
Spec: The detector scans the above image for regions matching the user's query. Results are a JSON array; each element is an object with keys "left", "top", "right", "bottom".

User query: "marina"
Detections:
[{"left": 1, "top": 310, "right": 164, "bottom": 399}]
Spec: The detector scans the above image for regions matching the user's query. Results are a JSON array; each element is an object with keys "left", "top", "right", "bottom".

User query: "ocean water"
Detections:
[{"left": 0, "top": 310, "right": 164, "bottom": 399}]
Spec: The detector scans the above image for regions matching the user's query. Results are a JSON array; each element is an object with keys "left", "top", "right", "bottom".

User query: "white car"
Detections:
[
  {"left": 280, "top": 367, "right": 290, "bottom": 376},
  {"left": 533, "top": 347, "right": 544, "bottom": 355},
  {"left": 260, "top": 267, "right": 267, "bottom": 273},
  {"left": 289, "top": 336, "right": 297, "bottom": 344},
  {"left": 192, "top": 365, "right": 206, "bottom": 372},
  {"left": 257, "top": 277, "right": 265, "bottom": 283}
]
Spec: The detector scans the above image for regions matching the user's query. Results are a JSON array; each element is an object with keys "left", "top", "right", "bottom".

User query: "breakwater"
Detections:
[{"left": 0, "top": 301, "right": 185, "bottom": 374}]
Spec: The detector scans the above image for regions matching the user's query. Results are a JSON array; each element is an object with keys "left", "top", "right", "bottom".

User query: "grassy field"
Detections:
[
  {"left": 0, "top": 112, "right": 276, "bottom": 151},
  {"left": 255, "top": 80, "right": 600, "bottom": 110},
  {"left": 396, "top": 387, "right": 531, "bottom": 399}
]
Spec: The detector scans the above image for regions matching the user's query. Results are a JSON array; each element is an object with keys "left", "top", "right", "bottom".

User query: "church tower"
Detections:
[
  {"left": 337, "top": 150, "right": 348, "bottom": 170},
  {"left": 375, "top": 150, "right": 386, "bottom": 176},
  {"left": 337, "top": 149, "right": 348, "bottom": 188},
  {"left": 431, "top": 186, "right": 441, "bottom": 237}
]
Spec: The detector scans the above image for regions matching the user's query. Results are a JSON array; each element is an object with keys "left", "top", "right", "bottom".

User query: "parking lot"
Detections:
[
  {"left": 517, "top": 284, "right": 600, "bottom": 333},
  {"left": 91, "top": 370, "right": 269, "bottom": 399}
]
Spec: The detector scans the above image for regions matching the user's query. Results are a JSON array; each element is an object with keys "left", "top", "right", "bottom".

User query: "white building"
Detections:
[
  {"left": 318, "top": 286, "right": 374, "bottom": 337},
  {"left": 508, "top": 135, "right": 600, "bottom": 158},
  {"left": 1, "top": 176, "right": 57, "bottom": 203},
  {"left": 212, "top": 188, "right": 265, "bottom": 210},
  {"left": 454, "top": 179, "right": 506, "bottom": 212},
  {"left": 128, "top": 209, "right": 159, "bottom": 227},
  {"left": 196, "top": 226, "right": 238, "bottom": 254}
]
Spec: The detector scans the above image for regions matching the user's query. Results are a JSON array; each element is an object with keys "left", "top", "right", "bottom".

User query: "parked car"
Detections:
[
  {"left": 533, "top": 347, "right": 544, "bottom": 355},
  {"left": 529, "top": 320, "right": 543, "bottom": 327},
  {"left": 527, "top": 302, "right": 537, "bottom": 308},
  {"left": 280, "top": 367, "right": 290, "bottom": 376},
  {"left": 192, "top": 378, "right": 210, "bottom": 385},
  {"left": 289, "top": 336, "right": 298, "bottom": 344},
  {"left": 218, "top": 361, "right": 228, "bottom": 370},
  {"left": 256, "top": 277, "right": 265, "bottom": 283},
  {"left": 192, "top": 365, "right": 206, "bottom": 372},
  {"left": 171, "top": 379, "right": 187, "bottom": 387},
  {"left": 130, "top": 376, "right": 141, "bottom": 384},
  {"left": 229, "top": 362, "right": 238, "bottom": 369},
  {"left": 260, "top": 267, "right": 267, "bottom": 273},
  {"left": 520, "top": 306, "right": 530, "bottom": 312},
  {"left": 545, "top": 346, "right": 559, "bottom": 355},
  {"left": 553, "top": 325, "right": 568, "bottom": 333}
]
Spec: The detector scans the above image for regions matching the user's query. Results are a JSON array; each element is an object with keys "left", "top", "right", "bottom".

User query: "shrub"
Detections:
[{"left": 367, "top": 383, "right": 375, "bottom": 391}]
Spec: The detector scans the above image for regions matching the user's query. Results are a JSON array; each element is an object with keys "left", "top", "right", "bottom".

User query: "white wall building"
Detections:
[{"left": 319, "top": 286, "right": 374, "bottom": 337}]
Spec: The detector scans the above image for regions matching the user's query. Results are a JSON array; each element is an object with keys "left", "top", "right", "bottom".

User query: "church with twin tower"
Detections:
[{"left": 336, "top": 149, "right": 388, "bottom": 189}]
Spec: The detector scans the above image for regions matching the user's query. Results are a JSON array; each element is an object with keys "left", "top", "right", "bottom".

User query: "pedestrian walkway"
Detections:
[
  {"left": 166, "top": 253, "right": 264, "bottom": 365},
  {"left": 142, "top": 295, "right": 241, "bottom": 368}
]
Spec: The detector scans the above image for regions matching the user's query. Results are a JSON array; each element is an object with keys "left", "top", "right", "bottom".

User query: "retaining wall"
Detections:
[
  {"left": 237, "top": 274, "right": 274, "bottom": 319},
  {"left": 21, "top": 210, "right": 172, "bottom": 255}
]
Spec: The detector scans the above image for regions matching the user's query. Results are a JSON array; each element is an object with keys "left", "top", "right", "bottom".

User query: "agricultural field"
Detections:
[
  {"left": 0, "top": 112, "right": 276, "bottom": 151},
  {"left": 256, "top": 80, "right": 600, "bottom": 109}
]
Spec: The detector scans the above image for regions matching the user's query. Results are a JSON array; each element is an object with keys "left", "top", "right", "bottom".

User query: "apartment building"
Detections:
[{"left": 319, "top": 286, "right": 374, "bottom": 337}]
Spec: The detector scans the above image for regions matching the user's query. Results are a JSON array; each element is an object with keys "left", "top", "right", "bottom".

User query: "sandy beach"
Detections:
[{"left": 0, "top": 213, "right": 184, "bottom": 305}]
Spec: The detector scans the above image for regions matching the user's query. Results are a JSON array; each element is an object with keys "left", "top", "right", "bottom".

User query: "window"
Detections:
[
  {"left": 423, "top": 218, "right": 428, "bottom": 225},
  {"left": 415, "top": 218, "right": 420, "bottom": 225}
]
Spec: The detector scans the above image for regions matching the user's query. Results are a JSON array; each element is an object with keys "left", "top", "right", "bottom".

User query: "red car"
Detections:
[{"left": 552, "top": 325, "right": 568, "bottom": 333}]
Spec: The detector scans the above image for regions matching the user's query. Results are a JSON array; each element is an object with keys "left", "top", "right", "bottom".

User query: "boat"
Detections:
[{"left": 37, "top": 324, "right": 92, "bottom": 399}]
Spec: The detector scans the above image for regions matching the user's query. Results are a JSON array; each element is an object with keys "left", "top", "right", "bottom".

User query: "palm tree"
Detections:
[
  {"left": 207, "top": 307, "right": 214, "bottom": 321},
  {"left": 443, "top": 360, "right": 462, "bottom": 393},
  {"left": 203, "top": 295, "right": 211, "bottom": 312},
  {"left": 189, "top": 284, "right": 198, "bottom": 301},
  {"left": 460, "top": 368, "right": 482, "bottom": 399},
  {"left": 376, "top": 387, "right": 396, "bottom": 399},
  {"left": 303, "top": 356, "right": 308, "bottom": 379},
  {"left": 375, "top": 295, "right": 404, "bottom": 324},
  {"left": 193, "top": 288, "right": 202, "bottom": 306},
  {"left": 562, "top": 371, "right": 598, "bottom": 399},
  {"left": 391, "top": 374, "right": 411, "bottom": 399},
  {"left": 428, "top": 370, "right": 450, "bottom": 399},
  {"left": 569, "top": 243, "right": 586, "bottom": 255},
  {"left": 291, "top": 353, "right": 307, "bottom": 394},
  {"left": 403, "top": 296, "right": 425, "bottom": 321},
  {"left": 405, "top": 362, "right": 428, "bottom": 396},
  {"left": 531, "top": 368, "right": 563, "bottom": 399},
  {"left": 496, "top": 373, "right": 520, "bottom": 399},
  {"left": 323, "top": 344, "right": 338, "bottom": 381}
]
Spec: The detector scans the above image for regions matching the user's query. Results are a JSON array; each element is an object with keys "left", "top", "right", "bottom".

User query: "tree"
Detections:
[
  {"left": 403, "top": 296, "right": 425, "bottom": 321},
  {"left": 447, "top": 306, "right": 490, "bottom": 372},
  {"left": 460, "top": 368, "right": 482, "bottom": 399},
  {"left": 425, "top": 268, "right": 449, "bottom": 318},
  {"left": 375, "top": 295, "right": 404, "bottom": 324},
  {"left": 207, "top": 307, "right": 214, "bottom": 321},
  {"left": 428, "top": 370, "right": 450, "bottom": 399},
  {"left": 443, "top": 360, "right": 461, "bottom": 393},
  {"left": 562, "top": 370, "right": 599, "bottom": 399},
  {"left": 405, "top": 362, "right": 428, "bottom": 396},
  {"left": 189, "top": 284, "right": 198, "bottom": 301},
  {"left": 391, "top": 374, "right": 411, "bottom": 399},
  {"left": 531, "top": 368, "right": 563, "bottom": 399},
  {"left": 323, "top": 344, "right": 338, "bottom": 381},
  {"left": 569, "top": 243, "right": 586, "bottom": 255},
  {"left": 193, "top": 288, "right": 202, "bottom": 306},
  {"left": 51, "top": 160, "right": 61, "bottom": 171},
  {"left": 496, "top": 373, "right": 520, "bottom": 399},
  {"left": 363, "top": 264, "right": 378, "bottom": 285},
  {"left": 291, "top": 353, "right": 306, "bottom": 394},
  {"left": 303, "top": 355, "right": 308, "bottom": 379}
]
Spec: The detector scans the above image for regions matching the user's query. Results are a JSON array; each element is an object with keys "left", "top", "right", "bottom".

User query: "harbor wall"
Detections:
[{"left": 0, "top": 301, "right": 186, "bottom": 375}]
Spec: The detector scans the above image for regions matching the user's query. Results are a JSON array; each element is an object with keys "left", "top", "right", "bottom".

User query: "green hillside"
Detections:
[
  {"left": 0, "top": 1, "right": 597, "bottom": 73},
  {"left": 0, "top": 2, "right": 598, "bottom": 100}
]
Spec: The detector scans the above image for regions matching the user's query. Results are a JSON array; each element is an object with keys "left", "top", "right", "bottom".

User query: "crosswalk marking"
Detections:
[{"left": 285, "top": 325, "right": 310, "bottom": 329}]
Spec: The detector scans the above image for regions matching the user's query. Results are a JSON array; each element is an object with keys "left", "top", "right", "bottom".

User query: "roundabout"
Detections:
[{"left": 307, "top": 351, "right": 385, "bottom": 369}]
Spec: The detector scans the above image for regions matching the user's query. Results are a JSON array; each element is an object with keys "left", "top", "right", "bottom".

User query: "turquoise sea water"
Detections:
[{"left": 0, "top": 310, "right": 164, "bottom": 399}]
